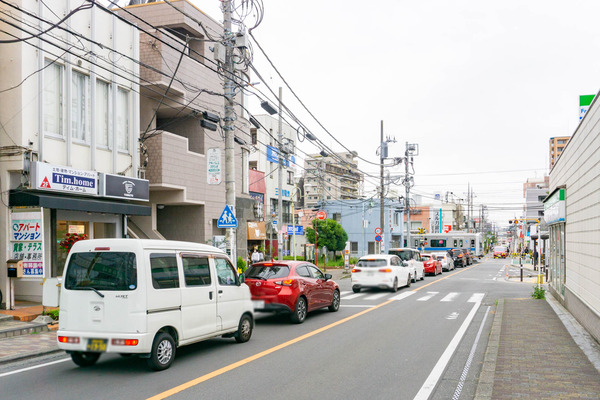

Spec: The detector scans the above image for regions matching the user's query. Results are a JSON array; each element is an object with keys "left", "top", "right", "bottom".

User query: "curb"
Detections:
[
  {"left": 0, "top": 347, "right": 64, "bottom": 366},
  {"left": 474, "top": 299, "right": 503, "bottom": 400}
]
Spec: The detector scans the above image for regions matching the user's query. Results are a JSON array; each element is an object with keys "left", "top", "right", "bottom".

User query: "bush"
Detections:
[
  {"left": 283, "top": 256, "right": 305, "bottom": 261},
  {"left": 46, "top": 309, "right": 60, "bottom": 321},
  {"left": 237, "top": 256, "right": 247, "bottom": 273},
  {"left": 531, "top": 286, "right": 546, "bottom": 299}
]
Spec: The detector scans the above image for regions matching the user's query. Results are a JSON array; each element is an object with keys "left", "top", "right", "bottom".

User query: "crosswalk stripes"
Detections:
[{"left": 340, "top": 291, "right": 485, "bottom": 304}]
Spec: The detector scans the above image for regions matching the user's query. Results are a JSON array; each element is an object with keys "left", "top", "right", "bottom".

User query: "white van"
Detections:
[{"left": 57, "top": 239, "right": 254, "bottom": 371}]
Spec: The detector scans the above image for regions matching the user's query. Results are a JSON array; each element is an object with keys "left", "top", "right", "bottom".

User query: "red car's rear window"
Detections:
[{"left": 244, "top": 265, "right": 290, "bottom": 279}]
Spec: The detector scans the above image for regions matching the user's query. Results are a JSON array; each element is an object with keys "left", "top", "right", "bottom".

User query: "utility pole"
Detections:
[
  {"left": 222, "top": 0, "right": 237, "bottom": 262},
  {"left": 405, "top": 146, "right": 410, "bottom": 247},
  {"left": 277, "top": 87, "right": 283, "bottom": 260},
  {"left": 380, "top": 121, "right": 385, "bottom": 254}
]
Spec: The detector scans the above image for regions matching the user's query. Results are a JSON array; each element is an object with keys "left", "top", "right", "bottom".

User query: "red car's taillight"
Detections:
[
  {"left": 378, "top": 268, "right": 392, "bottom": 273},
  {"left": 275, "top": 279, "right": 294, "bottom": 286}
]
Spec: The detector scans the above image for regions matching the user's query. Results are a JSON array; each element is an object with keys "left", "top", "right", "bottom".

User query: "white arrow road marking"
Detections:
[{"left": 446, "top": 312, "right": 460, "bottom": 320}]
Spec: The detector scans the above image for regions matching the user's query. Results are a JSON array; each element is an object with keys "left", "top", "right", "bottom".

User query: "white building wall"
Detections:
[{"left": 549, "top": 91, "right": 600, "bottom": 338}]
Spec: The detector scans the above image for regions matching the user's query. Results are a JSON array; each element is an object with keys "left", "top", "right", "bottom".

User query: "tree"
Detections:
[{"left": 305, "top": 218, "right": 348, "bottom": 260}]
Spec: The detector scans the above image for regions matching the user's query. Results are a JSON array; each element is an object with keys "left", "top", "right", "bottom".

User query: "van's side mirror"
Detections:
[{"left": 402, "top": 261, "right": 409, "bottom": 267}]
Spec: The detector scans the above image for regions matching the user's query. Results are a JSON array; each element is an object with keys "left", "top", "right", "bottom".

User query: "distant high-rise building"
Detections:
[
  {"left": 549, "top": 136, "right": 570, "bottom": 169},
  {"left": 303, "top": 152, "right": 362, "bottom": 209}
]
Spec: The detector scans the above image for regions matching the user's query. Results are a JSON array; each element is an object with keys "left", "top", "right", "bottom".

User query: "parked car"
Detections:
[
  {"left": 58, "top": 239, "right": 254, "bottom": 371},
  {"left": 431, "top": 251, "right": 455, "bottom": 272},
  {"left": 448, "top": 248, "right": 466, "bottom": 267},
  {"left": 493, "top": 246, "right": 508, "bottom": 259},
  {"left": 243, "top": 261, "right": 340, "bottom": 324},
  {"left": 388, "top": 248, "right": 425, "bottom": 282},
  {"left": 421, "top": 253, "right": 442, "bottom": 275},
  {"left": 351, "top": 254, "right": 411, "bottom": 293}
]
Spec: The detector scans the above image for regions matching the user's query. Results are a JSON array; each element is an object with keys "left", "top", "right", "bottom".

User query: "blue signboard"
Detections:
[
  {"left": 266, "top": 146, "right": 296, "bottom": 167},
  {"left": 286, "top": 225, "right": 304, "bottom": 235}
]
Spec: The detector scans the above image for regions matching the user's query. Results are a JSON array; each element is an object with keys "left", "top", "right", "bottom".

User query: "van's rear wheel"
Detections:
[
  {"left": 235, "top": 314, "right": 253, "bottom": 343},
  {"left": 71, "top": 351, "right": 100, "bottom": 367},
  {"left": 146, "top": 332, "right": 175, "bottom": 371}
]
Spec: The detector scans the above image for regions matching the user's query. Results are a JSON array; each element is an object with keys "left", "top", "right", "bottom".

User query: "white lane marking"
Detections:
[
  {"left": 441, "top": 292, "right": 459, "bottom": 302},
  {"left": 389, "top": 291, "right": 416, "bottom": 301},
  {"left": 468, "top": 293, "right": 485, "bottom": 303},
  {"left": 413, "top": 296, "right": 484, "bottom": 400},
  {"left": 341, "top": 293, "right": 364, "bottom": 300},
  {"left": 364, "top": 292, "right": 390, "bottom": 300},
  {"left": 0, "top": 358, "right": 71, "bottom": 378},
  {"left": 340, "top": 291, "right": 352, "bottom": 296},
  {"left": 452, "top": 306, "right": 491, "bottom": 400},
  {"left": 418, "top": 292, "right": 439, "bottom": 301}
]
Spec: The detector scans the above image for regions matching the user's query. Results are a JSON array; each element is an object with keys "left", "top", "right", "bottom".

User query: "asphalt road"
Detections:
[{"left": 0, "top": 257, "right": 532, "bottom": 400}]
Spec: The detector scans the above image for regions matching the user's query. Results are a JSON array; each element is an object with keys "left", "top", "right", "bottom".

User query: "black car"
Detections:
[{"left": 448, "top": 249, "right": 466, "bottom": 267}]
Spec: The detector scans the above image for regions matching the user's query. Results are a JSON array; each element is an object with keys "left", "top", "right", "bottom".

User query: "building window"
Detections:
[
  {"left": 71, "top": 70, "right": 91, "bottom": 142},
  {"left": 287, "top": 171, "right": 294, "bottom": 185},
  {"left": 43, "top": 60, "right": 64, "bottom": 137},
  {"left": 251, "top": 128, "right": 257, "bottom": 145},
  {"left": 116, "top": 87, "right": 130, "bottom": 152},
  {"left": 96, "top": 80, "right": 111, "bottom": 147}
]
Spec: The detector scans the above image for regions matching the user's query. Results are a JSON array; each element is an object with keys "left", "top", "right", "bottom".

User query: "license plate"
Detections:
[
  {"left": 86, "top": 339, "right": 107, "bottom": 352},
  {"left": 252, "top": 300, "right": 265, "bottom": 309}
]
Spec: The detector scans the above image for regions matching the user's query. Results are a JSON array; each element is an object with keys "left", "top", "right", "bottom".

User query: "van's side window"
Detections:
[
  {"left": 150, "top": 253, "right": 179, "bottom": 289},
  {"left": 214, "top": 258, "right": 237, "bottom": 286},
  {"left": 182, "top": 255, "right": 211, "bottom": 286}
]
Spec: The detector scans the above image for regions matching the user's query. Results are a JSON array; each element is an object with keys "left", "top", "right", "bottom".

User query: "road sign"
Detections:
[
  {"left": 374, "top": 227, "right": 382, "bottom": 235},
  {"left": 217, "top": 205, "right": 238, "bottom": 228},
  {"left": 317, "top": 210, "right": 327, "bottom": 220},
  {"left": 375, "top": 235, "right": 382, "bottom": 242}
]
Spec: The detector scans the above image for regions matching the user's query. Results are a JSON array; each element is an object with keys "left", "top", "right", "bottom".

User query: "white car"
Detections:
[
  {"left": 351, "top": 254, "right": 412, "bottom": 293},
  {"left": 431, "top": 251, "right": 455, "bottom": 272},
  {"left": 388, "top": 248, "right": 425, "bottom": 282}
]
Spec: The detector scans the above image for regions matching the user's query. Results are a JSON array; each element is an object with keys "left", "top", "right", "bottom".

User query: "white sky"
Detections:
[{"left": 192, "top": 1, "right": 600, "bottom": 226}]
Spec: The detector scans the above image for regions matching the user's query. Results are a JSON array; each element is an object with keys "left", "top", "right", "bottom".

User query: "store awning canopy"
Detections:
[{"left": 9, "top": 190, "right": 151, "bottom": 216}]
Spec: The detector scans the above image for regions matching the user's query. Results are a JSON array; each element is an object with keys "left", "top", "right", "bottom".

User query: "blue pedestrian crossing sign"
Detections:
[{"left": 217, "top": 205, "right": 238, "bottom": 228}]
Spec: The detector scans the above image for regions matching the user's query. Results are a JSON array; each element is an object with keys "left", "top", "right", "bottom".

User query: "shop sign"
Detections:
[
  {"left": 10, "top": 210, "right": 44, "bottom": 277},
  {"left": 100, "top": 173, "right": 149, "bottom": 201},
  {"left": 32, "top": 162, "right": 97, "bottom": 195},
  {"left": 286, "top": 225, "right": 304, "bottom": 235},
  {"left": 247, "top": 221, "right": 267, "bottom": 240},
  {"left": 207, "top": 148, "right": 222, "bottom": 185},
  {"left": 544, "top": 188, "right": 565, "bottom": 225}
]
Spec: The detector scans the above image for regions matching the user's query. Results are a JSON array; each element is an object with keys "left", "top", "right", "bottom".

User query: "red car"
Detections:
[
  {"left": 421, "top": 253, "right": 442, "bottom": 276},
  {"left": 243, "top": 261, "right": 340, "bottom": 324}
]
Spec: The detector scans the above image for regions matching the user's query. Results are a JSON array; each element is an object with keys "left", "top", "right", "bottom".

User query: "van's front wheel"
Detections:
[
  {"left": 146, "top": 332, "right": 175, "bottom": 371},
  {"left": 71, "top": 351, "right": 100, "bottom": 367},
  {"left": 235, "top": 314, "right": 253, "bottom": 343}
]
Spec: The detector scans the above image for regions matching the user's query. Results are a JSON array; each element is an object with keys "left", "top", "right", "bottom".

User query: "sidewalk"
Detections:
[{"left": 475, "top": 293, "right": 600, "bottom": 399}]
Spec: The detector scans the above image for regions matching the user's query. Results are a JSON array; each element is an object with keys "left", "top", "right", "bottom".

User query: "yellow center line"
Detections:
[
  {"left": 147, "top": 299, "right": 394, "bottom": 400},
  {"left": 147, "top": 261, "right": 484, "bottom": 399}
]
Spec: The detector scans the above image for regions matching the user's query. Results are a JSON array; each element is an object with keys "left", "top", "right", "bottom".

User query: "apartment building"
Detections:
[
  {"left": 303, "top": 152, "right": 362, "bottom": 209},
  {"left": 0, "top": 0, "right": 146, "bottom": 305},
  {"left": 549, "top": 136, "right": 570, "bottom": 169},
  {"left": 117, "top": 1, "right": 253, "bottom": 260}
]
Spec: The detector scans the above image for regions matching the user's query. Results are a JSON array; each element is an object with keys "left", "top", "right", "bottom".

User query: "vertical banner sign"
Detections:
[
  {"left": 207, "top": 148, "right": 222, "bottom": 185},
  {"left": 580, "top": 94, "right": 595, "bottom": 120},
  {"left": 10, "top": 211, "right": 44, "bottom": 277},
  {"left": 432, "top": 208, "right": 441, "bottom": 234}
]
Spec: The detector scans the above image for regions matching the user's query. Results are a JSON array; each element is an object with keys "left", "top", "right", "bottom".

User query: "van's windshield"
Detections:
[
  {"left": 389, "top": 250, "right": 411, "bottom": 261},
  {"left": 64, "top": 252, "right": 137, "bottom": 291}
]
